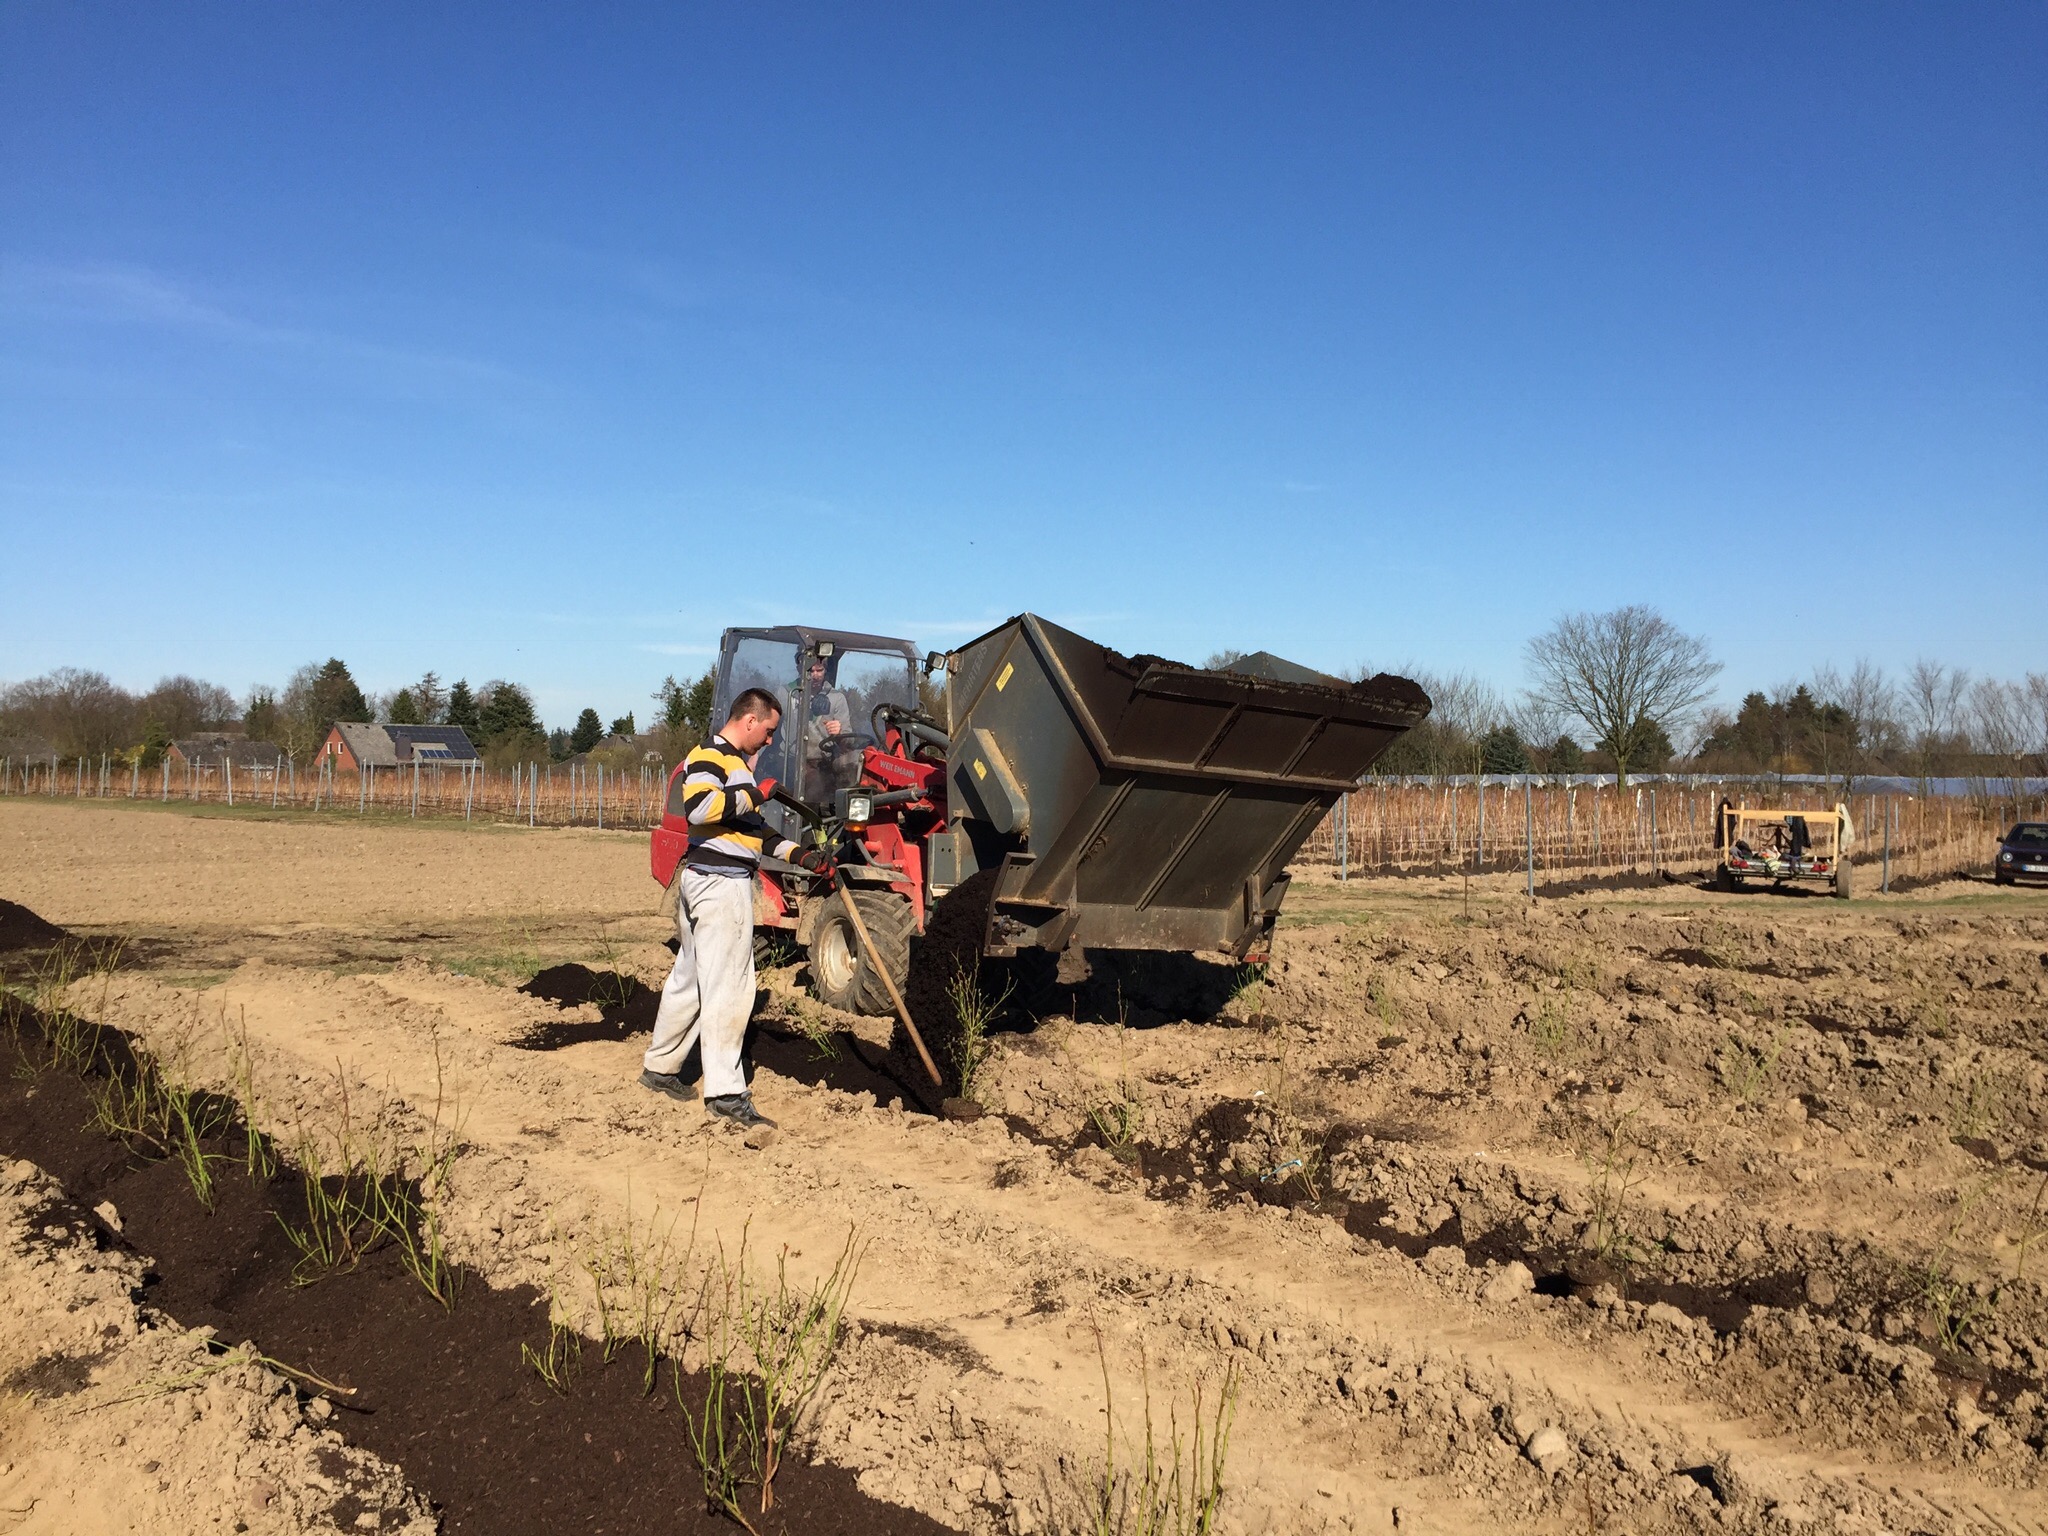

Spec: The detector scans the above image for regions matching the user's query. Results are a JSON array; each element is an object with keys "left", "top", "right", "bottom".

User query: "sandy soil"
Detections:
[{"left": 3, "top": 798, "right": 2047, "bottom": 1535}]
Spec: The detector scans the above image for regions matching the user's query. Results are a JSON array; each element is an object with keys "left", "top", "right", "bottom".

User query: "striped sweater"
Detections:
[{"left": 674, "top": 736, "right": 800, "bottom": 874}]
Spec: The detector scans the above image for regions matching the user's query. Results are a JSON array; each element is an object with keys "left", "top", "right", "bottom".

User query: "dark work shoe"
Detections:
[
  {"left": 639, "top": 1069, "right": 694, "bottom": 1103},
  {"left": 704, "top": 1093, "right": 776, "bottom": 1130}
]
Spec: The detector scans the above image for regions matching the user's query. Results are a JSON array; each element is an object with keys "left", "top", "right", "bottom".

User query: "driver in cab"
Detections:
[{"left": 794, "top": 652, "right": 853, "bottom": 802}]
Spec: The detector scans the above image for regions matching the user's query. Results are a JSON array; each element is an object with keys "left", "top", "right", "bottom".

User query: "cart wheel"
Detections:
[{"left": 1714, "top": 864, "right": 1736, "bottom": 893}]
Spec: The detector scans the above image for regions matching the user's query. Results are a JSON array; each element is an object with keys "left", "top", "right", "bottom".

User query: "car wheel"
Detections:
[{"left": 1715, "top": 864, "right": 1736, "bottom": 893}]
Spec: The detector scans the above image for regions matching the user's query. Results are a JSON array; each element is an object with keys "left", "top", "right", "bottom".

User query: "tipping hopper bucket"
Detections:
[{"left": 938, "top": 614, "right": 1430, "bottom": 961}]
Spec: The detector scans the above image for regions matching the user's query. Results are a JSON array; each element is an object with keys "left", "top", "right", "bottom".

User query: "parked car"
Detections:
[{"left": 1994, "top": 822, "right": 2048, "bottom": 886}]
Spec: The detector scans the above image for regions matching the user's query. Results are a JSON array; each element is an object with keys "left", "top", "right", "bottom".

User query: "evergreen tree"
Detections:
[
  {"left": 1547, "top": 734, "right": 1585, "bottom": 773},
  {"left": 570, "top": 708, "right": 604, "bottom": 754},
  {"left": 310, "top": 659, "right": 371, "bottom": 731},
  {"left": 137, "top": 720, "right": 171, "bottom": 770},
  {"left": 1479, "top": 725, "right": 1531, "bottom": 775},
  {"left": 243, "top": 688, "right": 281, "bottom": 745},
  {"left": 653, "top": 669, "right": 717, "bottom": 747},
  {"left": 479, "top": 681, "right": 542, "bottom": 745},
  {"left": 445, "top": 679, "right": 481, "bottom": 739},
  {"left": 1601, "top": 719, "right": 1674, "bottom": 772},
  {"left": 609, "top": 712, "right": 635, "bottom": 739},
  {"left": 388, "top": 688, "right": 422, "bottom": 725}
]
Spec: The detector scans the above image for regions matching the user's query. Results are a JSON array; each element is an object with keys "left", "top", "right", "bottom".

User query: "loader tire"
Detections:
[{"left": 808, "top": 888, "right": 914, "bottom": 1017}]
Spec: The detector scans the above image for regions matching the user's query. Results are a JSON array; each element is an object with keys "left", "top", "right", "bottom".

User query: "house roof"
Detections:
[
  {"left": 330, "top": 722, "right": 480, "bottom": 766},
  {"left": 172, "top": 736, "right": 286, "bottom": 768},
  {"left": 331, "top": 722, "right": 399, "bottom": 767},
  {"left": 389, "top": 725, "right": 480, "bottom": 762}
]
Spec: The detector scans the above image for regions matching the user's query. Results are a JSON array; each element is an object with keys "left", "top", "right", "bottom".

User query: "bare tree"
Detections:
[
  {"left": 1812, "top": 659, "right": 1897, "bottom": 781},
  {"left": 0, "top": 669, "right": 138, "bottom": 756},
  {"left": 1903, "top": 659, "right": 1970, "bottom": 785},
  {"left": 139, "top": 675, "right": 238, "bottom": 738},
  {"left": 1399, "top": 669, "right": 1501, "bottom": 776},
  {"left": 1507, "top": 694, "right": 1567, "bottom": 757},
  {"left": 1971, "top": 678, "right": 2034, "bottom": 794},
  {"left": 1525, "top": 606, "right": 1720, "bottom": 786},
  {"left": 2029, "top": 673, "right": 2048, "bottom": 771}
]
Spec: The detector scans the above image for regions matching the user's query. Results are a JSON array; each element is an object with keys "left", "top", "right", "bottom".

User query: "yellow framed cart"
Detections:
[{"left": 1714, "top": 804, "right": 1855, "bottom": 899}]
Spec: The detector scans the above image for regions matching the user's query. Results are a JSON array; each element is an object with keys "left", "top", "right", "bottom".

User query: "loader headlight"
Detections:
[{"left": 840, "top": 789, "right": 874, "bottom": 824}]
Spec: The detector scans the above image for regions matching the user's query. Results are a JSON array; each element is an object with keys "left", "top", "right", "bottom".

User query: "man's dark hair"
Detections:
[{"left": 729, "top": 688, "right": 783, "bottom": 723}]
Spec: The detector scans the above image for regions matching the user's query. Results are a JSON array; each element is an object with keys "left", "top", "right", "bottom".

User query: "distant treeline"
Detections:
[
  {"left": 0, "top": 659, "right": 719, "bottom": 774},
  {"left": 7, "top": 601, "right": 2043, "bottom": 791}
]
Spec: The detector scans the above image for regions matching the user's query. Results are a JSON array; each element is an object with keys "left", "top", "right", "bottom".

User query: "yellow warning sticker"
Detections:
[
  {"left": 996, "top": 662, "right": 1014, "bottom": 692},
  {"left": 974, "top": 759, "right": 988, "bottom": 780}
]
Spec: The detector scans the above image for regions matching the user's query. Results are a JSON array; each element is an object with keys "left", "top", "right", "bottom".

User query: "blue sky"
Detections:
[{"left": 2, "top": 3, "right": 2042, "bottom": 729}]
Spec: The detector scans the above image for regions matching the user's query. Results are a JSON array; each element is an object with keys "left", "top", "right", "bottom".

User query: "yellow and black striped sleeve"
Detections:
[{"left": 679, "top": 740, "right": 799, "bottom": 870}]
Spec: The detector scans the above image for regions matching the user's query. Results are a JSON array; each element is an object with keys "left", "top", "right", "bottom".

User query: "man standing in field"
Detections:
[{"left": 640, "top": 688, "right": 825, "bottom": 1128}]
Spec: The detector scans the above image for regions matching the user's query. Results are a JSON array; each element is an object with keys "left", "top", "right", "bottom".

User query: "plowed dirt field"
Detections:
[{"left": 3, "top": 799, "right": 2046, "bottom": 1535}]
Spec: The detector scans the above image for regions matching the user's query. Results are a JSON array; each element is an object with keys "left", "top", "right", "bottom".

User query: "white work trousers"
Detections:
[{"left": 643, "top": 869, "right": 756, "bottom": 1100}]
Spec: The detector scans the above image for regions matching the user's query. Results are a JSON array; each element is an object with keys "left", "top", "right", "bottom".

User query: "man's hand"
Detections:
[
  {"left": 794, "top": 846, "right": 832, "bottom": 874},
  {"left": 824, "top": 719, "right": 843, "bottom": 736}
]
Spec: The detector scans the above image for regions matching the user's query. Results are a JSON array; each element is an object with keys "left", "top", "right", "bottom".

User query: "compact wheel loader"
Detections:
[{"left": 650, "top": 614, "right": 1431, "bottom": 1015}]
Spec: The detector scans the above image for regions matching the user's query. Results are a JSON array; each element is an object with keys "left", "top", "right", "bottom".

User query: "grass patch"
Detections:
[
  {"left": 1072, "top": 1323, "right": 1238, "bottom": 1536},
  {"left": 686, "top": 1226, "right": 864, "bottom": 1534}
]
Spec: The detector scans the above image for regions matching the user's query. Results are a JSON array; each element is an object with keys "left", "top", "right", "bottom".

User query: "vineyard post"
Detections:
[
  {"left": 1649, "top": 788, "right": 1659, "bottom": 874},
  {"left": 1524, "top": 778, "right": 1534, "bottom": 897},
  {"left": 1882, "top": 800, "right": 1891, "bottom": 893},
  {"left": 464, "top": 761, "right": 474, "bottom": 822},
  {"left": 1337, "top": 791, "right": 1349, "bottom": 882},
  {"left": 161, "top": 758, "right": 169, "bottom": 801},
  {"left": 597, "top": 763, "right": 604, "bottom": 830},
  {"left": 359, "top": 761, "right": 367, "bottom": 815},
  {"left": 1477, "top": 780, "right": 1486, "bottom": 872},
  {"left": 411, "top": 759, "right": 419, "bottom": 819},
  {"left": 529, "top": 763, "right": 536, "bottom": 827}
]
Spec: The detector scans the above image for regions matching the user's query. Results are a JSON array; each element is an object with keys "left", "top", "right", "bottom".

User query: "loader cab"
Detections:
[{"left": 712, "top": 625, "right": 922, "bottom": 838}]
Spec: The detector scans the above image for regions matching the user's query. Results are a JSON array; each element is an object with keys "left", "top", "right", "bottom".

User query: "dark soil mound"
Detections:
[
  {"left": 1533, "top": 869, "right": 1674, "bottom": 897},
  {"left": 0, "top": 1013, "right": 945, "bottom": 1536},
  {"left": 511, "top": 963, "right": 659, "bottom": 1049},
  {"left": 0, "top": 898, "right": 69, "bottom": 953}
]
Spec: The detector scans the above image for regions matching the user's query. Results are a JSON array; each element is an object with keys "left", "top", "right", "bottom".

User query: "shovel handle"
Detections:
[{"left": 834, "top": 873, "right": 943, "bottom": 1088}]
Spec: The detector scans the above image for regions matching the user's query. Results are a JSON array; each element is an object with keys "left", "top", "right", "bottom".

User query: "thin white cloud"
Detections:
[
  {"left": 0, "top": 258, "right": 533, "bottom": 399},
  {"left": 1283, "top": 480, "right": 1324, "bottom": 493}
]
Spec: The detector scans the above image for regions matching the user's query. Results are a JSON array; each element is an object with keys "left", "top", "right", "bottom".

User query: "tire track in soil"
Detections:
[{"left": 0, "top": 1007, "right": 948, "bottom": 1536}]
